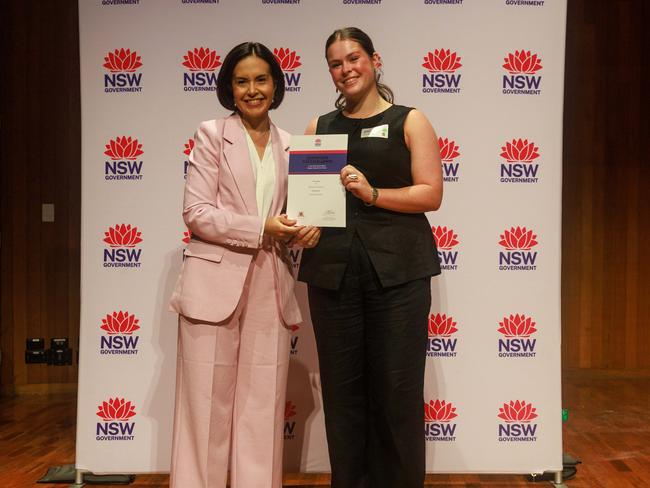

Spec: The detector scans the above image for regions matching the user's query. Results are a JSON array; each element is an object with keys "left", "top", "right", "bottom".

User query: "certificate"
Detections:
[{"left": 286, "top": 134, "right": 348, "bottom": 227}]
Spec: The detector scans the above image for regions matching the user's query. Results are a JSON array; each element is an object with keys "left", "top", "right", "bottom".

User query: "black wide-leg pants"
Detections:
[{"left": 307, "top": 238, "right": 431, "bottom": 488}]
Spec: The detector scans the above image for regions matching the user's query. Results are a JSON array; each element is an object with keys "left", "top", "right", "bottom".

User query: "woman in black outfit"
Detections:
[{"left": 299, "top": 27, "right": 443, "bottom": 488}]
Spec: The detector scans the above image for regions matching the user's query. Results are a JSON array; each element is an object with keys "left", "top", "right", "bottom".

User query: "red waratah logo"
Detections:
[
  {"left": 182, "top": 230, "right": 191, "bottom": 244},
  {"left": 103, "top": 48, "right": 142, "bottom": 72},
  {"left": 499, "top": 227, "right": 538, "bottom": 250},
  {"left": 101, "top": 311, "right": 140, "bottom": 335},
  {"left": 498, "top": 400, "right": 538, "bottom": 423},
  {"left": 182, "top": 47, "right": 222, "bottom": 71},
  {"left": 500, "top": 139, "right": 539, "bottom": 162},
  {"left": 425, "top": 400, "right": 458, "bottom": 422},
  {"left": 503, "top": 50, "right": 542, "bottom": 74},
  {"left": 438, "top": 137, "right": 460, "bottom": 161},
  {"left": 432, "top": 226, "right": 459, "bottom": 250},
  {"left": 285, "top": 401, "right": 297, "bottom": 420},
  {"left": 96, "top": 397, "right": 136, "bottom": 421},
  {"left": 422, "top": 49, "right": 462, "bottom": 73},
  {"left": 104, "top": 136, "right": 144, "bottom": 160},
  {"left": 428, "top": 313, "right": 458, "bottom": 337},
  {"left": 103, "top": 224, "right": 143, "bottom": 248},
  {"left": 273, "top": 48, "right": 302, "bottom": 71},
  {"left": 183, "top": 138, "right": 194, "bottom": 157},
  {"left": 498, "top": 314, "right": 537, "bottom": 338}
]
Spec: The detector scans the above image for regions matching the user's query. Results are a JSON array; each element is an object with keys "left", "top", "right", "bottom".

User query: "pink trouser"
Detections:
[{"left": 170, "top": 249, "right": 291, "bottom": 488}]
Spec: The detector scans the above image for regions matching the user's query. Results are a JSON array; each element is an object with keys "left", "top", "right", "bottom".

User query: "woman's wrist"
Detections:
[{"left": 364, "top": 187, "right": 379, "bottom": 206}]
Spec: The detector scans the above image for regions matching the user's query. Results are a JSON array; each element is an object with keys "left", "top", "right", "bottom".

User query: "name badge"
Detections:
[{"left": 360, "top": 124, "right": 389, "bottom": 139}]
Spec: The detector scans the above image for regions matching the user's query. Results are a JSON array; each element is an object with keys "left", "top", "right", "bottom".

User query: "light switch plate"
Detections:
[{"left": 42, "top": 203, "right": 55, "bottom": 222}]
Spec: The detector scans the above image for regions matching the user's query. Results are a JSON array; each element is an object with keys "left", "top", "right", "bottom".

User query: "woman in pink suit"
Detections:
[{"left": 169, "top": 42, "right": 320, "bottom": 488}]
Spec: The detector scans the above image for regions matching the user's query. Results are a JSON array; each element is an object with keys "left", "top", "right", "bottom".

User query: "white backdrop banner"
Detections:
[{"left": 77, "top": 0, "right": 566, "bottom": 475}]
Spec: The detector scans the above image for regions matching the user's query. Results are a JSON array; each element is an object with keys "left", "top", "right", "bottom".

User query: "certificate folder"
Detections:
[{"left": 287, "top": 134, "right": 348, "bottom": 228}]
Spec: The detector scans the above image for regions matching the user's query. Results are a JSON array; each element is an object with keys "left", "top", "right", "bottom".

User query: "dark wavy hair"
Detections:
[
  {"left": 325, "top": 27, "right": 394, "bottom": 110},
  {"left": 216, "top": 42, "right": 285, "bottom": 111}
]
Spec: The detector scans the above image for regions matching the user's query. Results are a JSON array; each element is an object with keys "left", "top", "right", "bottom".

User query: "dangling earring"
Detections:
[{"left": 374, "top": 55, "right": 384, "bottom": 82}]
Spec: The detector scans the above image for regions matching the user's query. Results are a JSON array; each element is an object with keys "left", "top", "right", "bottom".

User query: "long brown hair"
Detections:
[{"left": 325, "top": 27, "right": 394, "bottom": 110}]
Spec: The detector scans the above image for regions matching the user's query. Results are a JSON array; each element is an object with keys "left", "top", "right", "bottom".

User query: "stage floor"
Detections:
[{"left": 1, "top": 371, "right": 648, "bottom": 487}]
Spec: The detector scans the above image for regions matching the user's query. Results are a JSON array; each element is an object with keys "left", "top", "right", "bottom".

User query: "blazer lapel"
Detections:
[
  {"left": 222, "top": 114, "right": 257, "bottom": 216},
  {"left": 270, "top": 121, "right": 290, "bottom": 215}
]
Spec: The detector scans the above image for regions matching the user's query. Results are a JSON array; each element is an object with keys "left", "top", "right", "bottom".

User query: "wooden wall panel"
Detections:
[
  {"left": 0, "top": 0, "right": 81, "bottom": 388},
  {"left": 561, "top": 0, "right": 650, "bottom": 370},
  {"left": 1, "top": 1, "right": 648, "bottom": 389}
]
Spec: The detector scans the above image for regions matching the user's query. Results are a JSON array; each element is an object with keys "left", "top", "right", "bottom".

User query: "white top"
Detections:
[{"left": 244, "top": 130, "right": 276, "bottom": 241}]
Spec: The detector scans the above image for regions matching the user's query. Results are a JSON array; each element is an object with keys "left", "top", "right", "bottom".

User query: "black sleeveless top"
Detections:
[{"left": 298, "top": 105, "right": 441, "bottom": 290}]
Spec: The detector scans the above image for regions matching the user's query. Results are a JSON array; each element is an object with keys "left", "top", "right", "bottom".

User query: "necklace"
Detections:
[
  {"left": 247, "top": 128, "right": 270, "bottom": 146},
  {"left": 246, "top": 127, "right": 270, "bottom": 161},
  {"left": 344, "top": 97, "right": 390, "bottom": 119}
]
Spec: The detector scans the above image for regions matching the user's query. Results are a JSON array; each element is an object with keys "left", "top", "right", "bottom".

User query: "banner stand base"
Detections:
[
  {"left": 69, "top": 468, "right": 85, "bottom": 488},
  {"left": 525, "top": 452, "right": 579, "bottom": 486},
  {"left": 37, "top": 464, "right": 134, "bottom": 485},
  {"left": 551, "top": 470, "right": 567, "bottom": 487}
]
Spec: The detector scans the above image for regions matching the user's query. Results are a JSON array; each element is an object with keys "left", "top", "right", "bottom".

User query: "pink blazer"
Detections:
[{"left": 169, "top": 113, "right": 301, "bottom": 326}]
